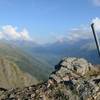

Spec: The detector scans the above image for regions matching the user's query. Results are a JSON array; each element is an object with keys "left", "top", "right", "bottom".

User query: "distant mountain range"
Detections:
[
  {"left": 2, "top": 38, "right": 99, "bottom": 65},
  {"left": 0, "top": 38, "right": 99, "bottom": 88},
  {"left": 16, "top": 38, "right": 100, "bottom": 65}
]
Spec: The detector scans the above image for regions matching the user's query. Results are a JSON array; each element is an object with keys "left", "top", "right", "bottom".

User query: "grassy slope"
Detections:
[
  {"left": 0, "top": 57, "right": 38, "bottom": 89},
  {"left": 0, "top": 41, "right": 53, "bottom": 82}
]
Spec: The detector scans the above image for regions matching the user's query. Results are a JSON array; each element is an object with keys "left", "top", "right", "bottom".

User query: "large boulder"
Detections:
[
  {"left": 50, "top": 57, "right": 100, "bottom": 83},
  {"left": 50, "top": 57, "right": 100, "bottom": 100}
]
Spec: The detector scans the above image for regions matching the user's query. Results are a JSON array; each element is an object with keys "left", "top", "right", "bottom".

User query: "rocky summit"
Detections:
[{"left": 0, "top": 57, "right": 100, "bottom": 100}]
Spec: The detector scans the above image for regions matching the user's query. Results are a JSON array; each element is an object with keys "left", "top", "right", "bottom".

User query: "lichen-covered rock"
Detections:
[{"left": 0, "top": 57, "right": 100, "bottom": 100}]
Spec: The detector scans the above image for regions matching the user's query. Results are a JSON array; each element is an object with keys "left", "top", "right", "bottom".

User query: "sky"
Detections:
[{"left": 0, "top": 0, "right": 100, "bottom": 44}]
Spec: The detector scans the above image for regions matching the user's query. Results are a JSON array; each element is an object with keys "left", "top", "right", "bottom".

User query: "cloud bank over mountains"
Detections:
[
  {"left": 0, "top": 17, "right": 100, "bottom": 44},
  {"left": 0, "top": 25, "right": 32, "bottom": 41}
]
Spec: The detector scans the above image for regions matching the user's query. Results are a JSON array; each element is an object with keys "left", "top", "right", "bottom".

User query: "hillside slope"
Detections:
[
  {"left": 0, "top": 41, "right": 53, "bottom": 88},
  {"left": 0, "top": 57, "right": 38, "bottom": 89},
  {"left": 0, "top": 57, "right": 99, "bottom": 100}
]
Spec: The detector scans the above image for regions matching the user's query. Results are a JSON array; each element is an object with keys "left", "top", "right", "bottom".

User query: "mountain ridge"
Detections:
[
  {"left": 0, "top": 57, "right": 38, "bottom": 89},
  {"left": 0, "top": 41, "right": 53, "bottom": 89},
  {"left": 0, "top": 57, "right": 99, "bottom": 100}
]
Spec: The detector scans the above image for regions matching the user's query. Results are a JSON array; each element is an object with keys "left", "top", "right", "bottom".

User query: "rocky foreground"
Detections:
[{"left": 0, "top": 57, "right": 100, "bottom": 100}]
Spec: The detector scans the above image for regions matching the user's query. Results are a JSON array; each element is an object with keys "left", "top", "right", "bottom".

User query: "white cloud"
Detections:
[
  {"left": 92, "top": 17, "right": 100, "bottom": 32},
  {"left": 0, "top": 25, "right": 32, "bottom": 41},
  {"left": 55, "top": 27, "right": 92, "bottom": 44},
  {"left": 92, "top": 0, "right": 100, "bottom": 6},
  {"left": 20, "top": 29, "right": 32, "bottom": 40},
  {"left": 56, "top": 17, "right": 100, "bottom": 44},
  {"left": 65, "top": 27, "right": 92, "bottom": 44}
]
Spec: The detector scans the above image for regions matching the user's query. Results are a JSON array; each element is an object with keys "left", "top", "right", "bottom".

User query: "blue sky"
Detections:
[{"left": 0, "top": 0, "right": 100, "bottom": 43}]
